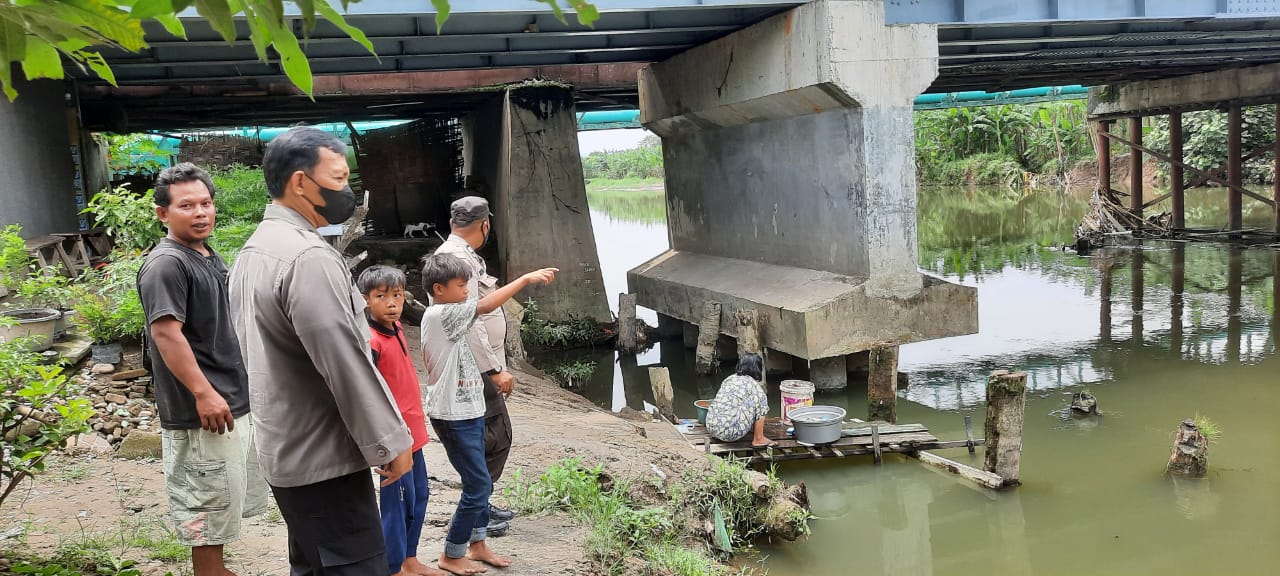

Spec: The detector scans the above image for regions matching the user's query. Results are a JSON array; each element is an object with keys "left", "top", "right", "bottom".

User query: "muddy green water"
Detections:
[{"left": 563, "top": 185, "right": 1280, "bottom": 575}]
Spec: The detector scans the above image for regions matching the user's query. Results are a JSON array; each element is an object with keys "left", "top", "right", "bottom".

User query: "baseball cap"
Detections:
[{"left": 450, "top": 196, "right": 492, "bottom": 226}]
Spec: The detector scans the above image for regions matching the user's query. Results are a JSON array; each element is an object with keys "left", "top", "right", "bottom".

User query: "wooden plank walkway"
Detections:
[{"left": 674, "top": 417, "right": 986, "bottom": 464}]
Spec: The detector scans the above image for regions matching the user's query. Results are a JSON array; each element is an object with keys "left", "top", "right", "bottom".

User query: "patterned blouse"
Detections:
[{"left": 706, "top": 374, "right": 769, "bottom": 443}]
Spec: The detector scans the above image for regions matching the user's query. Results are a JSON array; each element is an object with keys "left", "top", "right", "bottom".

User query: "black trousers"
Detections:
[
  {"left": 271, "top": 470, "right": 386, "bottom": 576},
  {"left": 481, "top": 373, "right": 514, "bottom": 485}
]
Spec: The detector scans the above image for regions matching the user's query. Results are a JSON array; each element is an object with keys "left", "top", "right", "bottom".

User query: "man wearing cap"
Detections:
[{"left": 431, "top": 196, "right": 517, "bottom": 536}]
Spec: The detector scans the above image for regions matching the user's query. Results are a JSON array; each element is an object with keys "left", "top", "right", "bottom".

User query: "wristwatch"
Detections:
[{"left": 484, "top": 366, "right": 503, "bottom": 376}]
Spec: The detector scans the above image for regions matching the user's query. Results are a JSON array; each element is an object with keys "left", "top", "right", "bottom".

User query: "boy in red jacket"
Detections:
[{"left": 360, "top": 265, "right": 445, "bottom": 576}]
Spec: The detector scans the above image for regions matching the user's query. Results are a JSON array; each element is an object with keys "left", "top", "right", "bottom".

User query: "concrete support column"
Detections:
[
  {"left": 765, "top": 349, "right": 795, "bottom": 375},
  {"left": 467, "top": 85, "right": 610, "bottom": 322},
  {"left": 810, "top": 357, "right": 847, "bottom": 391},
  {"left": 628, "top": 0, "right": 976, "bottom": 367}
]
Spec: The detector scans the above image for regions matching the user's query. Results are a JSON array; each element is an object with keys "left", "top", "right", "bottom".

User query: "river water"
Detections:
[{"left": 554, "top": 184, "right": 1280, "bottom": 575}]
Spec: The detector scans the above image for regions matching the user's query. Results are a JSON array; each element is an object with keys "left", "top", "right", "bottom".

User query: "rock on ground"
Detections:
[{"left": 116, "top": 430, "right": 163, "bottom": 460}]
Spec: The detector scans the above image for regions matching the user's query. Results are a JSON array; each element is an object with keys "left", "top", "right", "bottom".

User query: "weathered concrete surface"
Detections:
[
  {"left": 810, "top": 356, "right": 847, "bottom": 391},
  {"left": 0, "top": 78, "right": 77, "bottom": 237},
  {"left": 628, "top": 251, "right": 977, "bottom": 361},
  {"left": 470, "top": 86, "right": 610, "bottom": 322},
  {"left": 1089, "top": 61, "right": 1280, "bottom": 119},
  {"left": 639, "top": 0, "right": 937, "bottom": 299}
]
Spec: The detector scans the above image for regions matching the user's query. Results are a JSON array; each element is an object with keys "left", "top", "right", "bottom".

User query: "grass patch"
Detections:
[
  {"left": 54, "top": 462, "right": 91, "bottom": 484},
  {"left": 505, "top": 457, "right": 806, "bottom": 576},
  {"left": 520, "top": 300, "right": 601, "bottom": 350},
  {"left": 549, "top": 360, "right": 597, "bottom": 389},
  {"left": 1193, "top": 414, "right": 1222, "bottom": 443}
]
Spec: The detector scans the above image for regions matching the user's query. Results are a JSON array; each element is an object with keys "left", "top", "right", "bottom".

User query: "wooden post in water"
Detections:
[
  {"left": 867, "top": 342, "right": 899, "bottom": 423},
  {"left": 1129, "top": 116, "right": 1144, "bottom": 220},
  {"left": 983, "top": 370, "right": 1027, "bottom": 487},
  {"left": 734, "top": 309, "right": 762, "bottom": 357},
  {"left": 617, "top": 293, "right": 638, "bottom": 354},
  {"left": 1167, "top": 419, "right": 1208, "bottom": 477},
  {"left": 647, "top": 367, "right": 677, "bottom": 424},
  {"left": 694, "top": 301, "right": 722, "bottom": 375},
  {"left": 1170, "top": 112, "right": 1186, "bottom": 230},
  {"left": 964, "top": 415, "right": 975, "bottom": 454},
  {"left": 1097, "top": 121, "right": 1113, "bottom": 195},
  {"left": 1228, "top": 105, "right": 1244, "bottom": 231}
]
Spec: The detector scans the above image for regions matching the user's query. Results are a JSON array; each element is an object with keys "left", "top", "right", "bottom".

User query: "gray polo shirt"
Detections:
[{"left": 228, "top": 204, "right": 412, "bottom": 488}]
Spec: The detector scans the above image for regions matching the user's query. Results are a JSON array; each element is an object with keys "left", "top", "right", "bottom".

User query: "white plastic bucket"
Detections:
[{"left": 779, "top": 379, "right": 815, "bottom": 425}]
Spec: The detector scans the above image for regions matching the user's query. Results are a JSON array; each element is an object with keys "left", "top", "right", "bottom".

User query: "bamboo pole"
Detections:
[
  {"left": 1229, "top": 105, "right": 1243, "bottom": 231},
  {"left": 1129, "top": 116, "right": 1144, "bottom": 219},
  {"left": 1171, "top": 112, "right": 1186, "bottom": 229},
  {"left": 984, "top": 370, "right": 1027, "bottom": 487}
]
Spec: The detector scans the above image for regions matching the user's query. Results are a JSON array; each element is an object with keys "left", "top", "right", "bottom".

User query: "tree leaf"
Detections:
[
  {"left": 130, "top": 0, "right": 174, "bottom": 20},
  {"left": 0, "top": 15, "right": 27, "bottom": 64},
  {"left": 242, "top": 2, "right": 272, "bottom": 61},
  {"left": 195, "top": 0, "right": 237, "bottom": 41},
  {"left": 153, "top": 13, "right": 188, "bottom": 39},
  {"left": 271, "top": 23, "right": 312, "bottom": 98},
  {"left": 296, "top": 0, "right": 315, "bottom": 32},
  {"left": 430, "top": 0, "right": 449, "bottom": 33},
  {"left": 20, "top": 39, "right": 62, "bottom": 81},
  {"left": 567, "top": 0, "right": 598, "bottom": 27},
  {"left": 315, "top": 0, "right": 374, "bottom": 55},
  {"left": 79, "top": 50, "right": 118, "bottom": 86}
]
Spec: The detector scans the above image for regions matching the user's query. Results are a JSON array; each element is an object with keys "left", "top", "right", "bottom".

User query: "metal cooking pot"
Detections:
[{"left": 789, "top": 405, "right": 847, "bottom": 445}]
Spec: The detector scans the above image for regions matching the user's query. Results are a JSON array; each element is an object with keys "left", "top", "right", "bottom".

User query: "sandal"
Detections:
[{"left": 751, "top": 440, "right": 779, "bottom": 449}]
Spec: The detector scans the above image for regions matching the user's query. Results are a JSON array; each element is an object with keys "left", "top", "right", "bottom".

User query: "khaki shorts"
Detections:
[{"left": 162, "top": 414, "right": 269, "bottom": 547}]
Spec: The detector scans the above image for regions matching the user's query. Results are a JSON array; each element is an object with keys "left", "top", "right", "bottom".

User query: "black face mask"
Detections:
[{"left": 303, "top": 173, "right": 356, "bottom": 225}]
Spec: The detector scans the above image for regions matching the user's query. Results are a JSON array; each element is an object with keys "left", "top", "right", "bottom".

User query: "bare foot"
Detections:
[
  {"left": 403, "top": 557, "right": 449, "bottom": 576},
  {"left": 465, "top": 541, "right": 513, "bottom": 568},
  {"left": 437, "top": 555, "right": 488, "bottom": 575}
]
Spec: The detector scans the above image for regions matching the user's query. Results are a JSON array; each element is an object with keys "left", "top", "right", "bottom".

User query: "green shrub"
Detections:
[
  {"left": 82, "top": 187, "right": 163, "bottom": 254},
  {"left": 0, "top": 342, "right": 94, "bottom": 510},
  {"left": 520, "top": 299, "right": 599, "bottom": 350}
]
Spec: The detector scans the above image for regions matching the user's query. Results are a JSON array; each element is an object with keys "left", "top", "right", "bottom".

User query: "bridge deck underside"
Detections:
[{"left": 77, "top": 2, "right": 1280, "bottom": 131}]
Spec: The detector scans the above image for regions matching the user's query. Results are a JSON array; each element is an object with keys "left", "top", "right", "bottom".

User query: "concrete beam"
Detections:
[
  {"left": 81, "top": 63, "right": 645, "bottom": 99},
  {"left": 1088, "top": 61, "right": 1280, "bottom": 119},
  {"left": 627, "top": 251, "right": 977, "bottom": 361}
]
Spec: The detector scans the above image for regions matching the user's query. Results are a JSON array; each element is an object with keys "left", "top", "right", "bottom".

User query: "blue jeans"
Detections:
[
  {"left": 380, "top": 449, "right": 428, "bottom": 574},
  {"left": 430, "top": 417, "right": 491, "bottom": 559}
]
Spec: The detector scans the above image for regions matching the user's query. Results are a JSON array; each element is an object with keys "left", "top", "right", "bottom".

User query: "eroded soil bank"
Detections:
[{"left": 0, "top": 326, "right": 736, "bottom": 576}]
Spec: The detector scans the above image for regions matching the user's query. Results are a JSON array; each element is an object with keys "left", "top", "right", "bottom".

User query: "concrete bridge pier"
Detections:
[
  {"left": 464, "top": 85, "right": 611, "bottom": 323},
  {"left": 628, "top": 0, "right": 978, "bottom": 388}
]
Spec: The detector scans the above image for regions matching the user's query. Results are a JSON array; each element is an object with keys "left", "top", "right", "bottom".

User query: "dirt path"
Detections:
[{"left": 0, "top": 327, "right": 704, "bottom": 576}]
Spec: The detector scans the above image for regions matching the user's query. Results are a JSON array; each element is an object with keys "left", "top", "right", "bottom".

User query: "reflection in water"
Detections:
[{"left": 576, "top": 185, "right": 1280, "bottom": 575}]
